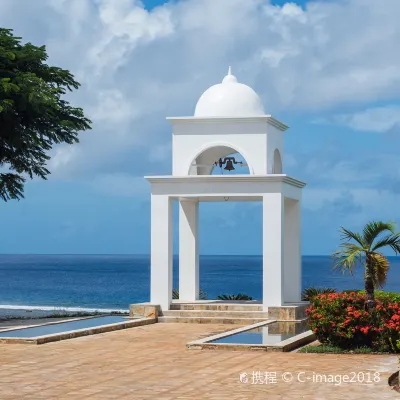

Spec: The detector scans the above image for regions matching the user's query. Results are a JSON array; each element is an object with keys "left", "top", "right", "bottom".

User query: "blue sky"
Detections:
[{"left": 1, "top": 0, "right": 400, "bottom": 255}]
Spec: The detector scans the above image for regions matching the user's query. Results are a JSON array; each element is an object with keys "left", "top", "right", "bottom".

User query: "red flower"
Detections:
[{"left": 360, "top": 327, "right": 370, "bottom": 334}]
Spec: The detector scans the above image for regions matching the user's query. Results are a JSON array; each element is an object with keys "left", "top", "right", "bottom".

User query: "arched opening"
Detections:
[
  {"left": 273, "top": 149, "right": 282, "bottom": 174},
  {"left": 188, "top": 145, "right": 252, "bottom": 175}
]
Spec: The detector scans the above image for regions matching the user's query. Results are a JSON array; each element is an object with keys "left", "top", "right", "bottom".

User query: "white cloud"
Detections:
[
  {"left": 3, "top": 0, "right": 400, "bottom": 181},
  {"left": 334, "top": 106, "right": 400, "bottom": 133},
  {"left": 87, "top": 0, "right": 174, "bottom": 76},
  {"left": 89, "top": 90, "right": 134, "bottom": 124},
  {"left": 48, "top": 146, "right": 80, "bottom": 172},
  {"left": 304, "top": 187, "right": 400, "bottom": 226}
]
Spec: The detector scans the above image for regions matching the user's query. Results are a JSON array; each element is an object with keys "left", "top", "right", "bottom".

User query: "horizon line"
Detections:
[
  {"left": 0, "top": 253, "right": 327, "bottom": 257},
  {"left": 1, "top": 253, "right": 399, "bottom": 258}
]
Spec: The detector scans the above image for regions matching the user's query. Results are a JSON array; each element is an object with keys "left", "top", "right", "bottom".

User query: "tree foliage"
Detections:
[{"left": 0, "top": 28, "right": 91, "bottom": 201}]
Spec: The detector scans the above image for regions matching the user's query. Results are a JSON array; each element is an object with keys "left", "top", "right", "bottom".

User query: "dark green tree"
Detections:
[{"left": 0, "top": 28, "right": 91, "bottom": 201}]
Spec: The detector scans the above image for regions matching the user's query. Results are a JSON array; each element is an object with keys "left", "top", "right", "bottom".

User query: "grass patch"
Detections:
[{"left": 298, "top": 344, "right": 385, "bottom": 354}]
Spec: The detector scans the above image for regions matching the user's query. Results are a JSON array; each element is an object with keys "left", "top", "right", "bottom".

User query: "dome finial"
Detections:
[
  {"left": 194, "top": 68, "right": 265, "bottom": 116},
  {"left": 222, "top": 66, "right": 237, "bottom": 84}
]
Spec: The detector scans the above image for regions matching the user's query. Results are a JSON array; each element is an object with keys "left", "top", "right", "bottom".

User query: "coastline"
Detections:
[
  {"left": 0, "top": 305, "right": 128, "bottom": 320},
  {"left": 1, "top": 254, "right": 400, "bottom": 321}
]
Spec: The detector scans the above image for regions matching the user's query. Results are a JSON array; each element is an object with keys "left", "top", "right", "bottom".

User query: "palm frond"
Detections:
[
  {"left": 172, "top": 288, "right": 207, "bottom": 300},
  {"left": 199, "top": 289, "right": 207, "bottom": 300},
  {"left": 217, "top": 293, "right": 253, "bottom": 300},
  {"left": 362, "top": 221, "right": 397, "bottom": 249},
  {"left": 333, "top": 243, "right": 364, "bottom": 274},
  {"left": 172, "top": 289, "right": 179, "bottom": 299},
  {"left": 371, "top": 233, "right": 400, "bottom": 254},
  {"left": 339, "top": 227, "right": 366, "bottom": 248},
  {"left": 369, "top": 252, "right": 390, "bottom": 288}
]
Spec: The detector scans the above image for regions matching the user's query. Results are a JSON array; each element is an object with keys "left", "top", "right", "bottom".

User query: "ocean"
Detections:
[{"left": 0, "top": 255, "right": 399, "bottom": 313}]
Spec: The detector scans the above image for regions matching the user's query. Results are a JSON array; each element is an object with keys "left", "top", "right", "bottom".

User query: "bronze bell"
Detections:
[{"left": 224, "top": 159, "right": 235, "bottom": 171}]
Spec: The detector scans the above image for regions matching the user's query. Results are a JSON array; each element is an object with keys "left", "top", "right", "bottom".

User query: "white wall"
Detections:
[
  {"left": 267, "top": 124, "right": 284, "bottom": 174},
  {"left": 170, "top": 117, "right": 285, "bottom": 176}
]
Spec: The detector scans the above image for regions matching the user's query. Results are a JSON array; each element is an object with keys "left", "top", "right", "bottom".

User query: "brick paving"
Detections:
[{"left": 0, "top": 323, "right": 398, "bottom": 399}]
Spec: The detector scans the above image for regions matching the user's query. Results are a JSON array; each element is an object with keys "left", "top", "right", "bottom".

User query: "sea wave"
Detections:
[{"left": 0, "top": 304, "right": 128, "bottom": 313}]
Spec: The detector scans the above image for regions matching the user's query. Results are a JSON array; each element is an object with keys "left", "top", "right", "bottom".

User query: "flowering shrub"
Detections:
[
  {"left": 306, "top": 292, "right": 400, "bottom": 351},
  {"left": 342, "top": 290, "right": 400, "bottom": 303}
]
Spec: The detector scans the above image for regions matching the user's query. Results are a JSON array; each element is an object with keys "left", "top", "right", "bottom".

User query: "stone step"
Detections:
[
  {"left": 160, "top": 310, "right": 269, "bottom": 318},
  {"left": 157, "top": 316, "right": 269, "bottom": 324},
  {"left": 170, "top": 303, "right": 263, "bottom": 312}
]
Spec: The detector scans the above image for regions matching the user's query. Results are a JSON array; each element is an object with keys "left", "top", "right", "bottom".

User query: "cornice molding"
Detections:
[
  {"left": 166, "top": 115, "right": 289, "bottom": 131},
  {"left": 145, "top": 174, "right": 306, "bottom": 188}
]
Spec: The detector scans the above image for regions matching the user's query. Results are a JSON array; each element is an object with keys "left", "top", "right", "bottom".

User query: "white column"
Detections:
[
  {"left": 179, "top": 199, "right": 199, "bottom": 301},
  {"left": 150, "top": 194, "right": 173, "bottom": 311},
  {"left": 284, "top": 198, "right": 302, "bottom": 303},
  {"left": 263, "top": 193, "right": 284, "bottom": 310}
]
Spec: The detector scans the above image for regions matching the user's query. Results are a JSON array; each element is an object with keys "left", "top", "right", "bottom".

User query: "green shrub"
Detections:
[
  {"left": 298, "top": 344, "right": 374, "bottom": 354},
  {"left": 301, "top": 287, "right": 336, "bottom": 301},
  {"left": 307, "top": 291, "right": 400, "bottom": 352},
  {"left": 217, "top": 293, "right": 253, "bottom": 300},
  {"left": 341, "top": 290, "right": 400, "bottom": 303},
  {"left": 375, "top": 291, "right": 400, "bottom": 303},
  {"left": 341, "top": 289, "right": 362, "bottom": 294},
  {"left": 172, "top": 288, "right": 207, "bottom": 300}
]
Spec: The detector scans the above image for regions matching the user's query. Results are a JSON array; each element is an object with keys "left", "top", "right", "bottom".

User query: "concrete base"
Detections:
[
  {"left": 0, "top": 316, "right": 156, "bottom": 345},
  {"left": 129, "top": 301, "right": 309, "bottom": 324},
  {"left": 130, "top": 304, "right": 160, "bottom": 319},
  {"left": 267, "top": 303, "right": 309, "bottom": 321},
  {"left": 186, "top": 320, "right": 315, "bottom": 352}
]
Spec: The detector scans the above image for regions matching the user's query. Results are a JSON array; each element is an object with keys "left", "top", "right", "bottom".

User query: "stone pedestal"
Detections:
[
  {"left": 130, "top": 304, "right": 160, "bottom": 319},
  {"left": 267, "top": 303, "right": 309, "bottom": 321}
]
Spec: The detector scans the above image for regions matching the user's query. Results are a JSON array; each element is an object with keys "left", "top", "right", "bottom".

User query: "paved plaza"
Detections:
[{"left": 0, "top": 323, "right": 398, "bottom": 399}]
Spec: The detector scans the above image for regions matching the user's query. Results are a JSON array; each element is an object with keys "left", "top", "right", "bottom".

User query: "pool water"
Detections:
[
  {"left": 0, "top": 316, "right": 127, "bottom": 338},
  {"left": 210, "top": 322, "right": 308, "bottom": 345}
]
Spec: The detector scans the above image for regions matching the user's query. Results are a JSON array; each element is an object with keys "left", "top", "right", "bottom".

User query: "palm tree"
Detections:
[
  {"left": 333, "top": 221, "right": 400, "bottom": 310},
  {"left": 217, "top": 293, "right": 253, "bottom": 300},
  {"left": 172, "top": 288, "right": 207, "bottom": 300}
]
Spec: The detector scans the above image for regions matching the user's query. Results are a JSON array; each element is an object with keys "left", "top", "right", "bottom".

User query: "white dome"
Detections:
[{"left": 194, "top": 67, "right": 265, "bottom": 117}]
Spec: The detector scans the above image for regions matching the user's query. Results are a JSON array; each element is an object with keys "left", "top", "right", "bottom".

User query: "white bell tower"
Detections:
[
  {"left": 171, "top": 67, "right": 285, "bottom": 177},
  {"left": 146, "top": 68, "right": 306, "bottom": 312}
]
